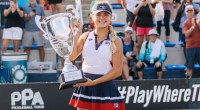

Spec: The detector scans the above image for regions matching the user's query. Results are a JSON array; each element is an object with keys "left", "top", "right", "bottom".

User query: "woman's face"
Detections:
[
  {"left": 185, "top": 0, "right": 192, "bottom": 3},
  {"left": 149, "top": 34, "right": 157, "bottom": 42},
  {"left": 186, "top": 8, "right": 194, "bottom": 18},
  {"left": 10, "top": 0, "right": 15, "bottom": 7},
  {"left": 93, "top": 11, "right": 112, "bottom": 28},
  {"left": 124, "top": 31, "right": 132, "bottom": 38}
]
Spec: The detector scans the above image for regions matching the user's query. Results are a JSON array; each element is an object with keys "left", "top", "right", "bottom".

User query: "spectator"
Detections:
[
  {"left": 133, "top": 0, "right": 155, "bottom": 52},
  {"left": 66, "top": 4, "right": 74, "bottom": 14},
  {"left": 153, "top": 0, "right": 164, "bottom": 37},
  {"left": 23, "top": 0, "right": 45, "bottom": 61},
  {"left": 178, "top": 0, "right": 199, "bottom": 57},
  {"left": 1, "top": 0, "right": 23, "bottom": 53},
  {"left": 171, "top": 0, "right": 181, "bottom": 20},
  {"left": 182, "top": 5, "right": 200, "bottom": 79},
  {"left": 69, "top": 1, "right": 125, "bottom": 110},
  {"left": 121, "top": 0, "right": 140, "bottom": 26},
  {"left": 136, "top": 29, "right": 166, "bottom": 80},
  {"left": 122, "top": 26, "right": 138, "bottom": 80},
  {"left": 157, "top": 0, "right": 173, "bottom": 42},
  {"left": 47, "top": 0, "right": 62, "bottom": 14}
]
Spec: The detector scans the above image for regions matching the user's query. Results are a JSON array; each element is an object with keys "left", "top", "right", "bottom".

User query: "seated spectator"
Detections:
[
  {"left": 2, "top": 0, "right": 23, "bottom": 53},
  {"left": 182, "top": 5, "right": 200, "bottom": 79},
  {"left": 136, "top": 29, "right": 166, "bottom": 80},
  {"left": 122, "top": 26, "right": 138, "bottom": 80}
]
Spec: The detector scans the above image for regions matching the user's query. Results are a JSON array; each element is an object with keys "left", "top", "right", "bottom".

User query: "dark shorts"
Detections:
[
  {"left": 143, "top": 59, "right": 161, "bottom": 67},
  {"left": 48, "top": 0, "right": 62, "bottom": 4},
  {"left": 174, "top": 0, "right": 181, "bottom": 3},
  {"left": 186, "top": 47, "right": 200, "bottom": 69}
]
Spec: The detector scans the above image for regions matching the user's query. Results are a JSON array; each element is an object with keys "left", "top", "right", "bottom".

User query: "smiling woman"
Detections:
[{"left": 68, "top": 1, "right": 125, "bottom": 110}]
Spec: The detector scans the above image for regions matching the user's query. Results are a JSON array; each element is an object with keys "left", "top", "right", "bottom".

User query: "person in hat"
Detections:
[
  {"left": 66, "top": 4, "right": 75, "bottom": 14},
  {"left": 68, "top": 1, "right": 125, "bottom": 110},
  {"left": 121, "top": 26, "right": 138, "bottom": 80},
  {"left": 182, "top": 5, "right": 200, "bottom": 79},
  {"left": 136, "top": 29, "right": 166, "bottom": 80}
]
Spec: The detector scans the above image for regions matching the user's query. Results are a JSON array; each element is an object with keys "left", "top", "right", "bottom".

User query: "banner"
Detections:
[{"left": 1, "top": 79, "right": 200, "bottom": 109}]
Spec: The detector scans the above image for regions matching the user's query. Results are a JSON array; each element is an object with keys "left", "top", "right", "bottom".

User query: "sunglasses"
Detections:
[{"left": 187, "top": 9, "right": 194, "bottom": 12}]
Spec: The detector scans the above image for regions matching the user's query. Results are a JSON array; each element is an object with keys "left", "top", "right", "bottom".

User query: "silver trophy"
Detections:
[{"left": 35, "top": 11, "right": 86, "bottom": 90}]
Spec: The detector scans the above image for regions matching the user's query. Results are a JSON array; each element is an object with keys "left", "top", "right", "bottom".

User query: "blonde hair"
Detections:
[{"left": 92, "top": 1, "right": 118, "bottom": 54}]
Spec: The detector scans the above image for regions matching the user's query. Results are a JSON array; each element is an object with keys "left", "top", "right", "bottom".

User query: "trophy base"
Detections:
[
  {"left": 59, "top": 78, "right": 87, "bottom": 90},
  {"left": 59, "top": 70, "right": 87, "bottom": 90}
]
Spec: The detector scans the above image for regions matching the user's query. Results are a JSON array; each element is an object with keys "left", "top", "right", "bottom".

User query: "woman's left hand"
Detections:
[{"left": 73, "top": 78, "right": 96, "bottom": 87}]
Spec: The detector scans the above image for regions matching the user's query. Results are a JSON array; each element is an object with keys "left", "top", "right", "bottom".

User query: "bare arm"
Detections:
[
  {"left": 182, "top": 20, "right": 195, "bottom": 38},
  {"left": 17, "top": 8, "right": 23, "bottom": 17},
  {"left": 4, "top": 8, "right": 11, "bottom": 17},
  {"left": 148, "top": 2, "right": 155, "bottom": 17},
  {"left": 133, "top": 42, "right": 139, "bottom": 56},
  {"left": 121, "top": 0, "right": 127, "bottom": 9},
  {"left": 133, "top": 3, "right": 143, "bottom": 15},
  {"left": 183, "top": 26, "right": 194, "bottom": 38}
]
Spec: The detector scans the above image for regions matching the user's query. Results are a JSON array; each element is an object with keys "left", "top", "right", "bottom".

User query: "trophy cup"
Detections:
[{"left": 35, "top": 11, "right": 86, "bottom": 90}]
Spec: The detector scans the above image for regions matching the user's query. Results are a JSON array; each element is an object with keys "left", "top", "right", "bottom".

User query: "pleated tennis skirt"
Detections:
[{"left": 69, "top": 73, "right": 125, "bottom": 110}]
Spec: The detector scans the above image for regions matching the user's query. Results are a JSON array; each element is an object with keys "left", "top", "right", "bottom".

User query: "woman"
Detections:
[
  {"left": 182, "top": 5, "right": 200, "bottom": 78},
  {"left": 157, "top": 0, "right": 173, "bottom": 42},
  {"left": 122, "top": 26, "right": 138, "bottom": 80},
  {"left": 2, "top": 0, "right": 23, "bottom": 53},
  {"left": 69, "top": 1, "right": 125, "bottom": 110},
  {"left": 133, "top": 0, "right": 155, "bottom": 52},
  {"left": 178, "top": 0, "right": 199, "bottom": 57}
]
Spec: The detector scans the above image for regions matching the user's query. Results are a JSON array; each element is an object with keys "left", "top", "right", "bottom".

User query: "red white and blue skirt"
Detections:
[{"left": 69, "top": 73, "right": 125, "bottom": 110}]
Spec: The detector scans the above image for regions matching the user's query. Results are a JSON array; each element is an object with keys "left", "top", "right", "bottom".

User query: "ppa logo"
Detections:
[{"left": 11, "top": 89, "right": 44, "bottom": 109}]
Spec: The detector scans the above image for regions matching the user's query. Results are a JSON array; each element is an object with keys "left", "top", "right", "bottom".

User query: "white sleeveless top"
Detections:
[{"left": 82, "top": 31, "right": 112, "bottom": 75}]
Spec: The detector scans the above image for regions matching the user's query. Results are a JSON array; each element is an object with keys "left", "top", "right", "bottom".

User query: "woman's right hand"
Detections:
[{"left": 138, "top": 1, "right": 144, "bottom": 8}]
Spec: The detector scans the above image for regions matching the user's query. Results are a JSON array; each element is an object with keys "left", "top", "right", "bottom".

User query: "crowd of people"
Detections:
[
  {"left": 118, "top": 0, "right": 200, "bottom": 80},
  {"left": 1, "top": 0, "right": 200, "bottom": 81}
]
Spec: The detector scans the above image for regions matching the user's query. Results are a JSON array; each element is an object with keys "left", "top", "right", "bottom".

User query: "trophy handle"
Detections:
[{"left": 35, "top": 15, "right": 48, "bottom": 39}]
